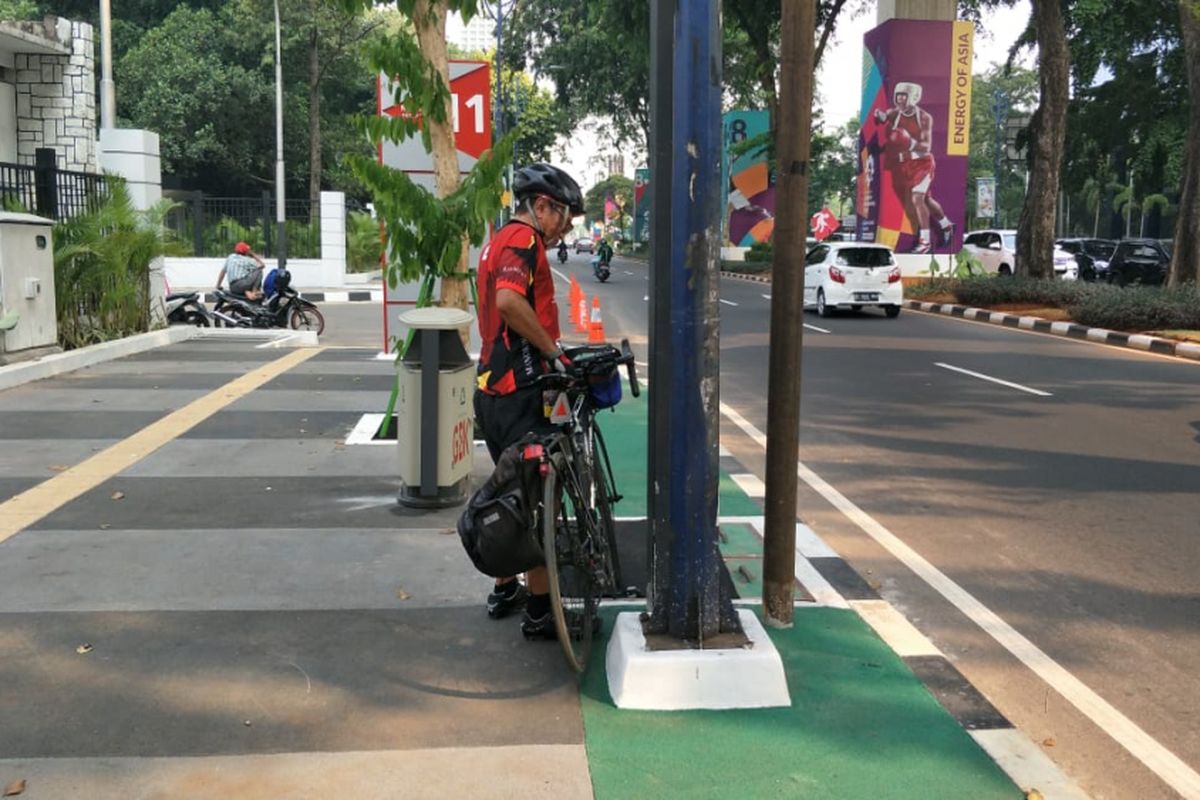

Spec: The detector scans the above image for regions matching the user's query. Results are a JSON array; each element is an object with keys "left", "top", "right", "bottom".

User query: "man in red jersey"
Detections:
[
  {"left": 873, "top": 81, "right": 954, "bottom": 253},
  {"left": 474, "top": 162, "right": 583, "bottom": 639}
]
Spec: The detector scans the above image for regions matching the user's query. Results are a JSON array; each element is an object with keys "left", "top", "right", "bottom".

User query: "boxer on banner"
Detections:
[{"left": 873, "top": 81, "right": 954, "bottom": 253}]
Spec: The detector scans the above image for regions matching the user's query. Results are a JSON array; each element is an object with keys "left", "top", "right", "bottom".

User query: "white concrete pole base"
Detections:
[{"left": 605, "top": 609, "right": 791, "bottom": 710}]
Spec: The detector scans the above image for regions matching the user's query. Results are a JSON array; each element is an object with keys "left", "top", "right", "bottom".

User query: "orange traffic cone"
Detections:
[
  {"left": 588, "top": 296, "right": 606, "bottom": 343},
  {"left": 575, "top": 291, "right": 589, "bottom": 334}
]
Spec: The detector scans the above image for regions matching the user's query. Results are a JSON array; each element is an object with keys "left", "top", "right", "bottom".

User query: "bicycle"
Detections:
[{"left": 527, "top": 339, "right": 640, "bottom": 672}]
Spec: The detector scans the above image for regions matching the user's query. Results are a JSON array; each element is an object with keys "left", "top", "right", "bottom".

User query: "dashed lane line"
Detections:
[
  {"left": 935, "top": 362, "right": 1052, "bottom": 397},
  {"left": 0, "top": 347, "right": 324, "bottom": 545},
  {"left": 717, "top": 399, "right": 1200, "bottom": 799},
  {"left": 719, "top": 299, "right": 739, "bottom": 307},
  {"left": 803, "top": 323, "right": 831, "bottom": 334}
]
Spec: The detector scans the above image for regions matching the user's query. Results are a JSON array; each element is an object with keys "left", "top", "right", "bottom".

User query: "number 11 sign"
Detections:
[{"left": 377, "top": 60, "right": 492, "bottom": 177}]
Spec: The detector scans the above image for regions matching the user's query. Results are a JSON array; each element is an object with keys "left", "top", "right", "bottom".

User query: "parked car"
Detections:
[
  {"left": 963, "top": 229, "right": 1017, "bottom": 275},
  {"left": 574, "top": 239, "right": 594, "bottom": 254},
  {"left": 963, "top": 228, "right": 1078, "bottom": 279},
  {"left": 803, "top": 242, "right": 903, "bottom": 318},
  {"left": 1056, "top": 238, "right": 1116, "bottom": 282},
  {"left": 1106, "top": 239, "right": 1173, "bottom": 286}
]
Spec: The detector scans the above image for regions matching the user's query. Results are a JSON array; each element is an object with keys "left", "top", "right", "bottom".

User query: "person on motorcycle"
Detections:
[
  {"left": 597, "top": 238, "right": 614, "bottom": 267},
  {"left": 473, "top": 161, "right": 583, "bottom": 640},
  {"left": 557, "top": 239, "right": 569, "bottom": 262},
  {"left": 215, "top": 242, "right": 267, "bottom": 301}
]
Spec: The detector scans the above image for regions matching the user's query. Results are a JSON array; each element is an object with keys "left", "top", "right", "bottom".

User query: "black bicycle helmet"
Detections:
[{"left": 513, "top": 163, "right": 584, "bottom": 216}]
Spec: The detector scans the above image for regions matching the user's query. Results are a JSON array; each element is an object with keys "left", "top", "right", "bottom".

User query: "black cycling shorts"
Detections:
[{"left": 474, "top": 385, "right": 556, "bottom": 465}]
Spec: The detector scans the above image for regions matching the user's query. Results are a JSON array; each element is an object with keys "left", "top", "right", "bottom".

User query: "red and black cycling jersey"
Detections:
[{"left": 475, "top": 219, "right": 561, "bottom": 396}]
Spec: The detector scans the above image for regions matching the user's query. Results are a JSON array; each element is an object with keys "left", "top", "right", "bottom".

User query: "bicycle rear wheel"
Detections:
[{"left": 543, "top": 451, "right": 598, "bottom": 673}]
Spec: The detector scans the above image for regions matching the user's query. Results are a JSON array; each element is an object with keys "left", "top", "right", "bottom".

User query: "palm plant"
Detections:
[
  {"left": 346, "top": 210, "right": 384, "bottom": 273},
  {"left": 52, "top": 180, "right": 185, "bottom": 349}
]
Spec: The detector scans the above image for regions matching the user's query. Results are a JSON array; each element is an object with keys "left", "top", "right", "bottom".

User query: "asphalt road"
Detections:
[{"left": 321, "top": 252, "right": 1199, "bottom": 799}]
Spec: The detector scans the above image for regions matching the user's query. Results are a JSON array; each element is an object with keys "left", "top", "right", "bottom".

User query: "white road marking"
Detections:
[
  {"left": 717, "top": 400, "right": 1200, "bottom": 799},
  {"left": 849, "top": 600, "right": 942, "bottom": 657},
  {"left": 935, "top": 362, "right": 1052, "bottom": 397},
  {"left": 803, "top": 323, "right": 831, "bottom": 334},
  {"left": 550, "top": 266, "right": 570, "bottom": 282},
  {"left": 719, "top": 299, "right": 738, "bottom": 307},
  {"left": 971, "top": 730, "right": 1092, "bottom": 800},
  {"left": 643, "top": 295, "right": 649, "bottom": 301},
  {"left": 762, "top": 293, "right": 772, "bottom": 300},
  {"left": 730, "top": 473, "right": 765, "bottom": 498},
  {"left": 624, "top": 270, "right": 634, "bottom": 275}
]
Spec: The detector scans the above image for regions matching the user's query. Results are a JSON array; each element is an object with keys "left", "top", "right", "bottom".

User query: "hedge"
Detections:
[{"left": 939, "top": 277, "right": 1200, "bottom": 332}]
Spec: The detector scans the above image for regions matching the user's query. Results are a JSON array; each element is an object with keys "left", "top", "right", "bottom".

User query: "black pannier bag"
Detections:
[{"left": 457, "top": 436, "right": 545, "bottom": 577}]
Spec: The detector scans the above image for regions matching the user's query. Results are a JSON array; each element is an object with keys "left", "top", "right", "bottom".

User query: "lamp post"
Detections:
[
  {"left": 273, "top": 0, "right": 287, "bottom": 268},
  {"left": 98, "top": 0, "right": 116, "bottom": 129},
  {"left": 992, "top": 88, "right": 1006, "bottom": 228}
]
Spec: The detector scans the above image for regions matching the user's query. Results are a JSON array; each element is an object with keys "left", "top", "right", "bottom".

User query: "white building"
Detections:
[{"left": 446, "top": 11, "right": 496, "bottom": 55}]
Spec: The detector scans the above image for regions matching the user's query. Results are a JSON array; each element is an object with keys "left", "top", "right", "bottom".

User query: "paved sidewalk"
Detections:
[{"left": 0, "top": 338, "right": 1077, "bottom": 798}]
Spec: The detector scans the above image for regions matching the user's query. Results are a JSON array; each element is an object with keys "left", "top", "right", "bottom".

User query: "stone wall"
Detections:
[{"left": 13, "top": 17, "right": 95, "bottom": 172}]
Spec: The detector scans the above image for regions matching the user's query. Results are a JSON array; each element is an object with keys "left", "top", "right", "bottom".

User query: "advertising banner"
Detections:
[
  {"left": 855, "top": 20, "right": 973, "bottom": 255},
  {"left": 722, "top": 110, "right": 775, "bottom": 246},
  {"left": 976, "top": 176, "right": 995, "bottom": 219},
  {"left": 633, "top": 167, "right": 650, "bottom": 243},
  {"left": 377, "top": 60, "right": 491, "bottom": 179}
]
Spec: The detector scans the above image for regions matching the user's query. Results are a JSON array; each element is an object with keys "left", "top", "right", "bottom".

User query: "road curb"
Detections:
[
  {"left": 0, "top": 328, "right": 314, "bottom": 393},
  {"left": 905, "top": 300, "right": 1200, "bottom": 362},
  {"left": 720, "top": 270, "right": 772, "bottom": 284},
  {"left": 0, "top": 327, "right": 194, "bottom": 392},
  {"left": 200, "top": 290, "right": 383, "bottom": 304}
]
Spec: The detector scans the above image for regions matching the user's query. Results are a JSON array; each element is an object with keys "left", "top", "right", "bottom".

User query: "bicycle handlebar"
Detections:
[{"left": 536, "top": 339, "right": 641, "bottom": 398}]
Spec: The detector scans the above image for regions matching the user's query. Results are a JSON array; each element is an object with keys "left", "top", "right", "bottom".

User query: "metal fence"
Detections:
[
  {"left": 0, "top": 148, "right": 109, "bottom": 220},
  {"left": 163, "top": 191, "right": 321, "bottom": 258}
]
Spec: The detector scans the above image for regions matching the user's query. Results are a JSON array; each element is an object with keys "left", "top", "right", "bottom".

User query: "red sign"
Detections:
[
  {"left": 378, "top": 60, "right": 492, "bottom": 172},
  {"left": 810, "top": 207, "right": 839, "bottom": 241}
]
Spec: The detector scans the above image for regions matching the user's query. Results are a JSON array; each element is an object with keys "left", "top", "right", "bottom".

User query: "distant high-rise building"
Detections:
[
  {"left": 446, "top": 11, "right": 496, "bottom": 55},
  {"left": 607, "top": 154, "right": 625, "bottom": 176}
]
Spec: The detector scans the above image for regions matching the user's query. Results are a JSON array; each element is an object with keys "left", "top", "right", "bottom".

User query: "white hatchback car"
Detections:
[{"left": 803, "top": 242, "right": 903, "bottom": 318}]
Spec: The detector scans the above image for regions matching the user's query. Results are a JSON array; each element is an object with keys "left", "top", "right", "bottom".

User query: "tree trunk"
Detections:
[
  {"left": 1169, "top": 0, "right": 1200, "bottom": 286},
  {"left": 762, "top": 0, "right": 814, "bottom": 627},
  {"left": 413, "top": 0, "right": 469, "bottom": 311},
  {"left": 307, "top": 5, "right": 322, "bottom": 223},
  {"left": 1015, "top": 0, "right": 1069, "bottom": 279}
]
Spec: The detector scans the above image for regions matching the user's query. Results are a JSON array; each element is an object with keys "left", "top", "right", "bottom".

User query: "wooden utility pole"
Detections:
[{"left": 762, "top": 0, "right": 816, "bottom": 628}]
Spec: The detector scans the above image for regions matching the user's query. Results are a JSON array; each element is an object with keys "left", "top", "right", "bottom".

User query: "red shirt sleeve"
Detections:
[{"left": 494, "top": 251, "right": 530, "bottom": 295}]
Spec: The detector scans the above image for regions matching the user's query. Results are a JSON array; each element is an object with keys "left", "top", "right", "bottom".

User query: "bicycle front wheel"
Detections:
[
  {"left": 590, "top": 426, "right": 622, "bottom": 595},
  {"left": 543, "top": 451, "right": 598, "bottom": 673}
]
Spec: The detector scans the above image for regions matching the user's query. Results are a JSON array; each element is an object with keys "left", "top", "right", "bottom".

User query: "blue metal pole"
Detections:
[{"left": 644, "top": 0, "right": 740, "bottom": 642}]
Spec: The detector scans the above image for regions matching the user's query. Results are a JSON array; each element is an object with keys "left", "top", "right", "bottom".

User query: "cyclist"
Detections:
[{"left": 473, "top": 162, "right": 584, "bottom": 640}]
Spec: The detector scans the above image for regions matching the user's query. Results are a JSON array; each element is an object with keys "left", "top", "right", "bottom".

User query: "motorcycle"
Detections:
[
  {"left": 212, "top": 268, "right": 326, "bottom": 335},
  {"left": 591, "top": 254, "right": 610, "bottom": 283},
  {"left": 165, "top": 290, "right": 212, "bottom": 327},
  {"left": 557, "top": 242, "right": 569, "bottom": 263}
]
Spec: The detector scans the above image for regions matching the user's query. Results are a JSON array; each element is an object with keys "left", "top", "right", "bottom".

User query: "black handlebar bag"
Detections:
[{"left": 456, "top": 436, "right": 545, "bottom": 578}]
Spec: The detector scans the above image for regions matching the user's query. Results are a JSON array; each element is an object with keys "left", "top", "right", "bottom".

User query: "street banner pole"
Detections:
[
  {"left": 762, "top": 0, "right": 816, "bottom": 627},
  {"left": 644, "top": 0, "right": 741, "bottom": 642}
]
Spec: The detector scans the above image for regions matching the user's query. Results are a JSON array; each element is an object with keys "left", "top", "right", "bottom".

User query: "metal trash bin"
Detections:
[{"left": 395, "top": 307, "right": 475, "bottom": 508}]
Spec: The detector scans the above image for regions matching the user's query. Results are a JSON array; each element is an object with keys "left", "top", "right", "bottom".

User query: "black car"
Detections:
[
  {"left": 1056, "top": 238, "right": 1116, "bottom": 282},
  {"left": 1107, "top": 239, "right": 1173, "bottom": 286}
]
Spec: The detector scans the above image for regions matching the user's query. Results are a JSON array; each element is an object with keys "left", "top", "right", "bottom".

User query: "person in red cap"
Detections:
[{"left": 215, "top": 241, "right": 267, "bottom": 300}]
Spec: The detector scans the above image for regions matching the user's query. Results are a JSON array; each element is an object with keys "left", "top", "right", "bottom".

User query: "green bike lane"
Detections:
[{"left": 585, "top": 389, "right": 1022, "bottom": 799}]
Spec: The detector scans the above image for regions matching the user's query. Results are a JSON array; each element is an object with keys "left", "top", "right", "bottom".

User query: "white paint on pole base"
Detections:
[{"left": 606, "top": 609, "right": 791, "bottom": 710}]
